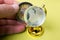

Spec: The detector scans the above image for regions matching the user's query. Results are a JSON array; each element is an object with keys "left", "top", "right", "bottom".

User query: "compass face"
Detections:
[
  {"left": 24, "top": 6, "right": 46, "bottom": 27},
  {"left": 17, "top": 2, "right": 33, "bottom": 21}
]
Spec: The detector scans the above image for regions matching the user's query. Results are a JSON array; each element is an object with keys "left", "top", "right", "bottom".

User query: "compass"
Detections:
[
  {"left": 16, "top": 2, "right": 33, "bottom": 21},
  {"left": 24, "top": 6, "right": 46, "bottom": 27}
]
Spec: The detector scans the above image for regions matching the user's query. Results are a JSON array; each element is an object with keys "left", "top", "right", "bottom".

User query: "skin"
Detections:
[{"left": 0, "top": 0, "right": 26, "bottom": 36}]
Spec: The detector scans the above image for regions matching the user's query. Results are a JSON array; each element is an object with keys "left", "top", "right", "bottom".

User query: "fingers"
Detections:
[
  {"left": 5, "top": 24, "right": 26, "bottom": 34},
  {"left": 4, "top": 0, "right": 15, "bottom": 4},
  {"left": 0, "top": 0, "right": 4, "bottom": 4},
  {"left": 0, "top": 20, "right": 26, "bottom": 35},
  {"left": 0, "top": 24, "right": 26, "bottom": 35},
  {"left": 0, "top": 4, "right": 19, "bottom": 19},
  {"left": 0, "top": 0, "right": 18, "bottom": 4},
  {"left": 0, "top": 0, "right": 19, "bottom": 19},
  {"left": 0, "top": 0, "right": 26, "bottom": 35}
]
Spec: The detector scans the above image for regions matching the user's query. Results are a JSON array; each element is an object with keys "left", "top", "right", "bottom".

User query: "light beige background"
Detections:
[{"left": 2, "top": 0, "right": 60, "bottom": 40}]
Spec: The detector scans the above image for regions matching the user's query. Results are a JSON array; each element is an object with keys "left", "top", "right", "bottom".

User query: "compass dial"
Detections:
[{"left": 24, "top": 6, "right": 46, "bottom": 27}]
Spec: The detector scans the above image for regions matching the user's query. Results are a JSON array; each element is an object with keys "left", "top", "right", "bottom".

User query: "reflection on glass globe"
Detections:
[{"left": 24, "top": 6, "right": 46, "bottom": 27}]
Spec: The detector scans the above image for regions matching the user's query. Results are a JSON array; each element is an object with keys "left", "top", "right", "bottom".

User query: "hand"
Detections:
[{"left": 0, "top": 0, "right": 26, "bottom": 36}]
